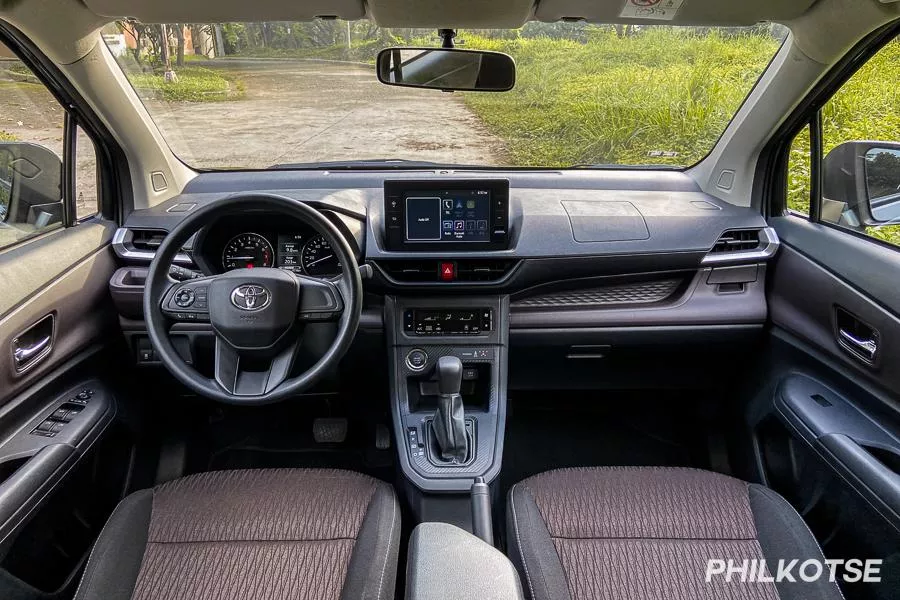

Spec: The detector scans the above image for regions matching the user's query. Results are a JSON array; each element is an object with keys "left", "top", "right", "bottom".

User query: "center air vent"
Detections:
[
  {"left": 701, "top": 227, "right": 780, "bottom": 265},
  {"left": 709, "top": 229, "right": 761, "bottom": 254},
  {"left": 375, "top": 259, "right": 518, "bottom": 283}
]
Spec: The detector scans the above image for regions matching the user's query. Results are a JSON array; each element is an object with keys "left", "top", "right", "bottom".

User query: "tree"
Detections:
[{"left": 173, "top": 24, "right": 185, "bottom": 67}]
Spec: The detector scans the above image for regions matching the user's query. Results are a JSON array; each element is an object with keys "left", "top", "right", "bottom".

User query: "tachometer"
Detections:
[
  {"left": 222, "top": 233, "right": 274, "bottom": 270},
  {"left": 301, "top": 234, "right": 341, "bottom": 277}
]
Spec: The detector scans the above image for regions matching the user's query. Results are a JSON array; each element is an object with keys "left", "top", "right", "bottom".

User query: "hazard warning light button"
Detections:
[{"left": 439, "top": 262, "right": 456, "bottom": 281}]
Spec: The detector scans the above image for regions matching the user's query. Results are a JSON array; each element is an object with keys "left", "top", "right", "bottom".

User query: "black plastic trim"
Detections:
[{"left": 774, "top": 373, "right": 900, "bottom": 530}]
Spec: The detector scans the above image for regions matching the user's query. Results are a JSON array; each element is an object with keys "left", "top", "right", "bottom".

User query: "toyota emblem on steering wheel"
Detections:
[{"left": 230, "top": 284, "right": 271, "bottom": 311}]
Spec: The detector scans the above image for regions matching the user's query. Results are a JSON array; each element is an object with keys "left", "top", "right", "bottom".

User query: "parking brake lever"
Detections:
[{"left": 470, "top": 476, "right": 494, "bottom": 545}]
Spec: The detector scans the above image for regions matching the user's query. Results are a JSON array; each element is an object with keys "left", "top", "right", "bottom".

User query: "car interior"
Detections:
[{"left": 0, "top": 0, "right": 899, "bottom": 599}]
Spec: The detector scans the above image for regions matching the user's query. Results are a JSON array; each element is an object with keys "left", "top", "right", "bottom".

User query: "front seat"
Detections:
[
  {"left": 74, "top": 469, "right": 400, "bottom": 600},
  {"left": 507, "top": 467, "right": 844, "bottom": 600}
]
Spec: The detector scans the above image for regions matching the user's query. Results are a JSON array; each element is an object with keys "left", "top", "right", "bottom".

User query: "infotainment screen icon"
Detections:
[{"left": 406, "top": 197, "right": 443, "bottom": 241}]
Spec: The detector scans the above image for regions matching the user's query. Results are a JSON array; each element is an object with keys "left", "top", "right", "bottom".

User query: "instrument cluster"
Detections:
[{"left": 200, "top": 215, "right": 342, "bottom": 279}]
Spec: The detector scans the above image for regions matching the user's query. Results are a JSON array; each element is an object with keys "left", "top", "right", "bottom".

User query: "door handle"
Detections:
[
  {"left": 838, "top": 329, "right": 878, "bottom": 362},
  {"left": 13, "top": 336, "right": 51, "bottom": 366},
  {"left": 11, "top": 313, "right": 55, "bottom": 373}
]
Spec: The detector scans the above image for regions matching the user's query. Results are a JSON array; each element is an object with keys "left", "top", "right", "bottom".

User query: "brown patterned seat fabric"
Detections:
[
  {"left": 75, "top": 469, "right": 400, "bottom": 600},
  {"left": 507, "top": 467, "right": 844, "bottom": 600}
]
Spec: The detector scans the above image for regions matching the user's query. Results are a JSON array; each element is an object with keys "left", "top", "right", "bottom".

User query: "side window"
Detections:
[
  {"left": 784, "top": 36, "right": 900, "bottom": 248},
  {"left": 75, "top": 126, "right": 99, "bottom": 220},
  {"left": 818, "top": 37, "right": 899, "bottom": 247},
  {"left": 0, "top": 40, "right": 100, "bottom": 250},
  {"left": 786, "top": 124, "right": 811, "bottom": 216}
]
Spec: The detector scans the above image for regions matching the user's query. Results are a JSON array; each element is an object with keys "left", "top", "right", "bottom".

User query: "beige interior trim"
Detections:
[
  {"left": 536, "top": 0, "right": 817, "bottom": 25},
  {"left": 369, "top": 0, "right": 534, "bottom": 28},
  {"left": 691, "top": 0, "right": 900, "bottom": 207},
  {"left": 82, "top": 0, "right": 365, "bottom": 23}
]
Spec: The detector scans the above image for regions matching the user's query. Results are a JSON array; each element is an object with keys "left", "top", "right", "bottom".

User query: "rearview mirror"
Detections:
[
  {"left": 0, "top": 142, "right": 63, "bottom": 228},
  {"left": 822, "top": 140, "right": 900, "bottom": 229},
  {"left": 377, "top": 48, "right": 515, "bottom": 92}
]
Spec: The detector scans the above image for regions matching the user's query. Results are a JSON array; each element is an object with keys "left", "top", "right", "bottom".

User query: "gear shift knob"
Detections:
[
  {"left": 437, "top": 356, "right": 463, "bottom": 395},
  {"left": 432, "top": 356, "right": 468, "bottom": 463}
]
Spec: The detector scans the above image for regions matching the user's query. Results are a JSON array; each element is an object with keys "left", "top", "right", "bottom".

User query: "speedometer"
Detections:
[
  {"left": 222, "top": 233, "right": 274, "bottom": 270},
  {"left": 301, "top": 235, "right": 341, "bottom": 277}
]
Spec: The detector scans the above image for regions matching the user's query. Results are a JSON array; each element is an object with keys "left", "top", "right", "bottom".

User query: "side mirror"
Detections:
[
  {"left": 0, "top": 142, "right": 64, "bottom": 229},
  {"left": 377, "top": 47, "right": 515, "bottom": 92},
  {"left": 822, "top": 140, "right": 900, "bottom": 229}
]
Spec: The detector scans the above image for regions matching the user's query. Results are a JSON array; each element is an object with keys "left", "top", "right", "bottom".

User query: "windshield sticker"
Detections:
[{"left": 620, "top": 0, "right": 685, "bottom": 20}]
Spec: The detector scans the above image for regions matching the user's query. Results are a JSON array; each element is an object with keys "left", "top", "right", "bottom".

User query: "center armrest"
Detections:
[{"left": 406, "top": 522, "right": 524, "bottom": 600}]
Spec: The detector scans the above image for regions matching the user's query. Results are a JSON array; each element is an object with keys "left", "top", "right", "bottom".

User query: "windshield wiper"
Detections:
[{"left": 269, "top": 159, "right": 473, "bottom": 170}]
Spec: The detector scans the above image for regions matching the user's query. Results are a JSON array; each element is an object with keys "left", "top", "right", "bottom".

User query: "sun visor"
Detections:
[
  {"left": 368, "top": 0, "right": 534, "bottom": 28},
  {"left": 536, "top": 0, "right": 817, "bottom": 25},
  {"left": 79, "top": 0, "right": 366, "bottom": 22}
]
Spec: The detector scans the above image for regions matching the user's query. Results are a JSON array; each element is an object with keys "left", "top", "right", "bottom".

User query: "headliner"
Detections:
[{"left": 79, "top": 0, "right": 821, "bottom": 27}]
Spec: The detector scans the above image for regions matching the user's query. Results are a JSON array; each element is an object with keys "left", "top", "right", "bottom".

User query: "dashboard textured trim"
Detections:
[{"left": 513, "top": 279, "right": 682, "bottom": 308}]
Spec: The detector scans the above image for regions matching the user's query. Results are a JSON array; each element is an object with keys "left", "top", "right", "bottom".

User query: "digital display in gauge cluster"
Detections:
[
  {"left": 277, "top": 233, "right": 304, "bottom": 274},
  {"left": 278, "top": 233, "right": 341, "bottom": 278}
]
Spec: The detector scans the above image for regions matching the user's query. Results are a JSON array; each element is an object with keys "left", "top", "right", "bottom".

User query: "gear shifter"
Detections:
[{"left": 431, "top": 356, "right": 468, "bottom": 463}]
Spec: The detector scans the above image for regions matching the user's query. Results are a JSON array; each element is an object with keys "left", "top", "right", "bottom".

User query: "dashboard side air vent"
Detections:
[
  {"left": 112, "top": 227, "right": 194, "bottom": 265},
  {"left": 375, "top": 259, "right": 518, "bottom": 284},
  {"left": 129, "top": 229, "right": 167, "bottom": 252},
  {"left": 701, "top": 227, "right": 780, "bottom": 265}
]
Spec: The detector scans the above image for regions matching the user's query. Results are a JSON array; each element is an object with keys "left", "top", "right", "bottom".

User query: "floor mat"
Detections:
[{"left": 498, "top": 391, "right": 704, "bottom": 499}]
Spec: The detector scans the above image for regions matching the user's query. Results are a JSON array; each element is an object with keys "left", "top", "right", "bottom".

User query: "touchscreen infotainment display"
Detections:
[
  {"left": 405, "top": 190, "right": 491, "bottom": 243},
  {"left": 384, "top": 179, "right": 510, "bottom": 251}
]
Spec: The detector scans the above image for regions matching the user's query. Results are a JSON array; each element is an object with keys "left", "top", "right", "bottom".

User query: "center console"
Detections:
[
  {"left": 386, "top": 295, "right": 509, "bottom": 494},
  {"left": 382, "top": 179, "right": 512, "bottom": 534}
]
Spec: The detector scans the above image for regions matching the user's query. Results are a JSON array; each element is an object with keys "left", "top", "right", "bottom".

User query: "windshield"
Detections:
[{"left": 103, "top": 21, "right": 785, "bottom": 170}]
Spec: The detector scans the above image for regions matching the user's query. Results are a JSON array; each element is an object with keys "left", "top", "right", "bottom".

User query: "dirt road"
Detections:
[{"left": 147, "top": 59, "right": 508, "bottom": 169}]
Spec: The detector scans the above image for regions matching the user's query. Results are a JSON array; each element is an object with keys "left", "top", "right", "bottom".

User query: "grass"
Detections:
[
  {"left": 455, "top": 29, "right": 779, "bottom": 167},
  {"left": 127, "top": 66, "right": 245, "bottom": 102}
]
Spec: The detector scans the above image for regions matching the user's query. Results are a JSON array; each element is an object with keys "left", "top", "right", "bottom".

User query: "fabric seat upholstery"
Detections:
[
  {"left": 75, "top": 469, "right": 400, "bottom": 600},
  {"left": 507, "top": 467, "right": 844, "bottom": 600}
]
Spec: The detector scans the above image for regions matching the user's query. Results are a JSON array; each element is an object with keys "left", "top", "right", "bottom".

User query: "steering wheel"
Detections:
[{"left": 143, "top": 194, "right": 363, "bottom": 404}]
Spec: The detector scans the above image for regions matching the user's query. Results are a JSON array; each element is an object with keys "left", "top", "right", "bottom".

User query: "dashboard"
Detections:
[
  {"left": 115, "top": 170, "right": 775, "bottom": 296},
  {"left": 195, "top": 213, "right": 342, "bottom": 279},
  {"left": 110, "top": 170, "right": 780, "bottom": 395}
]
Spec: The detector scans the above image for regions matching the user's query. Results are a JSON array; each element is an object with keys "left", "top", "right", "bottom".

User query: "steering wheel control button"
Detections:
[
  {"left": 406, "top": 349, "right": 429, "bottom": 371},
  {"left": 174, "top": 288, "right": 195, "bottom": 308}
]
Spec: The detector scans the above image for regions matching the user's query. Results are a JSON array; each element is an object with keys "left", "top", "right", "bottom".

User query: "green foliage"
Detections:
[
  {"left": 457, "top": 29, "right": 779, "bottom": 167},
  {"left": 786, "top": 125, "right": 811, "bottom": 215},
  {"left": 0, "top": 130, "right": 17, "bottom": 141},
  {"left": 127, "top": 66, "right": 245, "bottom": 102}
]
